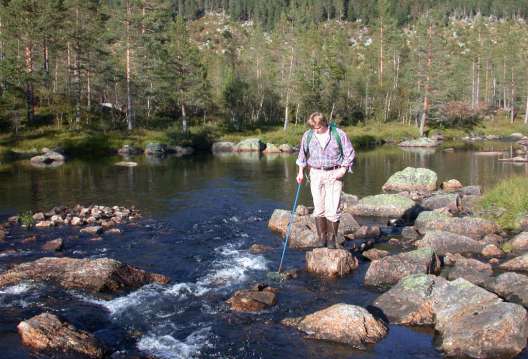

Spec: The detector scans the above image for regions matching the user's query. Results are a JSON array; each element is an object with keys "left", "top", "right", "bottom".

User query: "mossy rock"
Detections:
[
  {"left": 382, "top": 167, "right": 438, "bottom": 193},
  {"left": 348, "top": 194, "right": 416, "bottom": 219}
]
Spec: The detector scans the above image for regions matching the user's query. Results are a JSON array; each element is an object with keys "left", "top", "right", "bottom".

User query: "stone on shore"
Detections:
[
  {"left": 117, "top": 144, "right": 142, "bottom": 156},
  {"left": 499, "top": 253, "right": 528, "bottom": 272},
  {"left": 373, "top": 274, "right": 447, "bottom": 325},
  {"left": 441, "top": 179, "right": 463, "bottom": 192},
  {"left": 144, "top": 143, "right": 167, "bottom": 156},
  {"left": 401, "top": 226, "right": 420, "bottom": 242},
  {"left": 282, "top": 304, "right": 387, "bottom": 348},
  {"left": 341, "top": 192, "right": 359, "bottom": 210},
  {"left": 234, "top": 138, "right": 265, "bottom": 152},
  {"left": 382, "top": 167, "right": 438, "bottom": 193},
  {"left": 414, "top": 213, "right": 500, "bottom": 239},
  {"left": 433, "top": 278, "right": 528, "bottom": 359},
  {"left": 212, "top": 141, "right": 235, "bottom": 153},
  {"left": 399, "top": 137, "right": 439, "bottom": 148},
  {"left": 414, "top": 231, "right": 485, "bottom": 255},
  {"left": 306, "top": 248, "right": 358, "bottom": 277},
  {"left": 507, "top": 232, "right": 528, "bottom": 253},
  {"left": 364, "top": 248, "right": 440, "bottom": 289},
  {"left": 486, "top": 272, "right": 528, "bottom": 307},
  {"left": 0, "top": 257, "right": 170, "bottom": 293},
  {"left": 18, "top": 313, "right": 105, "bottom": 358},
  {"left": 226, "top": 284, "right": 278, "bottom": 312},
  {"left": 80, "top": 226, "right": 103, "bottom": 235},
  {"left": 115, "top": 161, "right": 138, "bottom": 167},
  {"left": 263, "top": 143, "right": 281, "bottom": 153},
  {"left": 347, "top": 194, "right": 416, "bottom": 219},
  {"left": 278, "top": 144, "right": 295, "bottom": 153}
]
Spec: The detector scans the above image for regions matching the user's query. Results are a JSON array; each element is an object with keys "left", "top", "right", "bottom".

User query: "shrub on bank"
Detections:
[{"left": 478, "top": 176, "right": 528, "bottom": 230}]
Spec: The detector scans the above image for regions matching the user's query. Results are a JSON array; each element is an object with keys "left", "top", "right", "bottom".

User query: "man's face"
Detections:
[{"left": 313, "top": 121, "right": 328, "bottom": 134}]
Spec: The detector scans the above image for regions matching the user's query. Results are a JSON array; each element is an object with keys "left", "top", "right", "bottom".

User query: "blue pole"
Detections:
[{"left": 277, "top": 182, "right": 302, "bottom": 273}]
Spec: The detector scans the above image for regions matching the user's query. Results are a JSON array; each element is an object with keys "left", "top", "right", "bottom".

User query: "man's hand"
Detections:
[
  {"left": 296, "top": 170, "right": 304, "bottom": 184},
  {"left": 334, "top": 167, "right": 347, "bottom": 180}
]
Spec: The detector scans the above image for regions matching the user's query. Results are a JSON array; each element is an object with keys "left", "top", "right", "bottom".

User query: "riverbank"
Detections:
[{"left": 1, "top": 118, "right": 526, "bottom": 162}]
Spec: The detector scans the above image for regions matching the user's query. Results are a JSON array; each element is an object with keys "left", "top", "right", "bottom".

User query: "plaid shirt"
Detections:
[{"left": 296, "top": 127, "right": 356, "bottom": 169}]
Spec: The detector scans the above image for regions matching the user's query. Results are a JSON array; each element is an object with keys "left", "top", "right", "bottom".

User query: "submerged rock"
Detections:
[
  {"left": 144, "top": 142, "right": 167, "bottom": 156},
  {"left": 226, "top": 284, "right": 278, "bottom": 312},
  {"left": 306, "top": 248, "right": 358, "bottom": 277},
  {"left": 401, "top": 226, "right": 420, "bottom": 242},
  {"left": 263, "top": 143, "right": 281, "bottom": 153},
  {"left": 373, "top": 274, "right": 447, "bottom": 325},
  {"left": 414, "top": 230, "right": 484, "bottom": 255},
  {"left": 18, "top": 313, "right": 105, "bottom": 358},
  {"left": 41, "top": 238, "right": 64, "bottom": 252},
  {"left": 382, "top": 167, "right": 438, "bottom": 193},
  {"left": 364, "top": 248, "right": 440, "bottom": 289},
  {"left": 278, "top": 144, "right": 295, "bottom": 153},
  {"left": 282, "top": 304, "right": 387, "bottom": 348},
  {"left": 80, "top": 226, "right": 103, "bottom": 235},
  {"left": 115, "top": 161, "right": 138, "bottom": 167},
  {"left": 348, "top": 194, "right": 416, "bottom": 219},
  {"left": 249, "top": 244, "right": 273, "bottom": 254},
  {"left": 0, "top": 257, "right": 170, "bottom": 293},
  {"left": 433, "top": 278, "right": 528, "bottom": 359}
]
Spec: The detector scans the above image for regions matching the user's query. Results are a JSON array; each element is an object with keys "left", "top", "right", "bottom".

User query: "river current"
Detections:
[{"left": 0, "top": 143, "right": 527, "bottom": 358}]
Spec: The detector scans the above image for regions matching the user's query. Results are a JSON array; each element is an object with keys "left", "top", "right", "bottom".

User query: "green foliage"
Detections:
[
  {"left": 19, "top": 211, "right": 35, "bottom": 229},
  {"left": 478, "top": 176, "right": 528, "bottom": 230}
]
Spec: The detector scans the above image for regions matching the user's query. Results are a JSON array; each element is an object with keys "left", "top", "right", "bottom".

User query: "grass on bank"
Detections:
[{"left": 477, "top": 176, "right": 528, "bottom": 230}]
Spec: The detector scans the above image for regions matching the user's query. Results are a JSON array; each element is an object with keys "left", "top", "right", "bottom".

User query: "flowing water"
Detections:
[{"left": 0, "top": 142, "right": 527, "bottom": 359}]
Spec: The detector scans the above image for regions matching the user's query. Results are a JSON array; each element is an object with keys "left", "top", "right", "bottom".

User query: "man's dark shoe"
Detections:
[
  {"left": 315, "top": 216, "right": 327, "bottom": 247},
  {"left": 326, "top": 219, "right": 342, "bottom": 249}
]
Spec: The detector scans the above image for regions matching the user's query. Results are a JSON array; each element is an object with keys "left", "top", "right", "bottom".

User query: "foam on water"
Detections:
[
  {"left": 137, "top": 327, "right": 212, "bottom": 359},
  {"left": 0, "top": 283, "right": 33, "bottom": 295}
]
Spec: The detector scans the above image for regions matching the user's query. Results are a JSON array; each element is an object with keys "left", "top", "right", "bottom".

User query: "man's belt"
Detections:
[{"left": 309, "top": 165, "right": 341, "bottom": 171}]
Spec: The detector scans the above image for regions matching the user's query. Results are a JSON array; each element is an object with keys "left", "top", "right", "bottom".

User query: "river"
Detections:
[{"left": 0, "top": 142, "right": 527, "bottom": 359}]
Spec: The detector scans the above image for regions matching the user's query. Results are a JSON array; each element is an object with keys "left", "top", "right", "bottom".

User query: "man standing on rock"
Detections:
[{"left": 296, "top": 112, "right": 355, "bottom": 249}]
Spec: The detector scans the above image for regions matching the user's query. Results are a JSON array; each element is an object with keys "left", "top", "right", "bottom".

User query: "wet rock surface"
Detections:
[
  {"left": 499, "top": 253, "right": 528, "bottom": 272},
  {"left": 382, "top": 167, "right": 437, "bottom": 193},
  {"left": 348, "top": 194, "right": 417, "bottom": 219},
  {"left": 364, "top": 248, "right": 440, "bottom": 288},
  {"left": 445, "top": 255, "right": 493, "bottom": 286},
  {"left": 414, "top": 230, "right": 485, "bottom": 255},
  {"left": 282, "top": 304, "right": 388, "bottom": 348},
  {"left": 0, "top": 257, "right": 170, "bottom": 293},
  {"left": 18, "top": 312, "right": 106, "bottom": 358},
  {"left": 486, "top": 272, "right": 528, "bottom": 307},
  {"left": 227, "top": 284, "right": 278, "bottom": 312},
  {"left": 41, "top": 238, "right": 64, "bottom": 252},
  {"left": 306, "top": 248, "right": 358, "bottom": 277},
  {"left": 362, "top": 248, "right": 389, "bottom": 261},
  {"left": 414, "top": 213, "right": 500, "bottom": 239}
]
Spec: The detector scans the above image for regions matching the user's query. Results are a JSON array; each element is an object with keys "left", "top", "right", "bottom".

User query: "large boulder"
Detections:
[
  {"left": 364, "top": 248, "right": 440, "bottom": 289},
  {"left": 278, "top": 144, "right": 295, "bottom": 153},
  {"left": 18, "top": 313, "right": 105, "bottom": 358},
  {"left": 441, "top": 179, "right": 463, "bottom": 192},
  {"left": 234, "top": 138, "right": 265, "bottom": 152},
  {"left": 268, "top": 209, "right": 306, "bottom": 235},
  {"left": 414, "top": 231, "right": 485, "bottom": 255},
  {"left": 421, "top": 193, "right": 461, "bottom": 212},
  {"left": 0, "top": 257, "right": 170, "bottom": 293},
  {"left": 382, "top": 167, "right": 438, "bottom": 193},
  {"left": 433, "top": 278, "right": 528, "bottom": 359},
  {"left": 282, "top": 304, "right": 387, "bottom": 348},
  {"left": 507, "top": 232, "right": 528, "bottom": 253},
  {"left": 263, "top": 143, "right": 281, "bottom": 153},
  {"left": 306, "top": 248, "right": 358, "bottom": 277},
  {"left": 144, "top": 142, "right": 167, "bottom": 156},
  {"left": 226, "top": 284, "right": 278, "bottom": 312},
  {"left": 347, "top": 194, "right": 416, "bottom": 219},
  {"left": 445, "top": 256, "right": 493, "bottom": 286},
  {"left": 486, "top": 272, "right": 528, "bottom": 307},
  {"left": 373, "top": 274, "right": 448, "bottom": 325},
  {"left": 399, "top": 137, "right": 439, "bottom": 148},
  {"left": 30, "top": 151, "right": 65, "bottom": 167},
  {"left": 339, "top": 212, "right": 360, "bottom": 235},
  {"left": 414, "top": 213, "right": 500, "bottom": 239},
  {"left": 268, "top": 209, "right": 323, "bottom": 248},
  {"left": 499, "top": 253, "right": 528, "bottom": 272},
  {"left": 212, "top": 141, "right": 235, "bottom": 153}
]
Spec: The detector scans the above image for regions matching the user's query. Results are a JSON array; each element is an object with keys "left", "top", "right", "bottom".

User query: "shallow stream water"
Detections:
[{"left": 0, "top": 142, "right": 527, "bottom": 359}]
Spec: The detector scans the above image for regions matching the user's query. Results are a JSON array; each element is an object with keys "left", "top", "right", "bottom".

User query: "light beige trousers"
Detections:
[{"left": 309, "top": 168, "right": 342, "bottom": 222}]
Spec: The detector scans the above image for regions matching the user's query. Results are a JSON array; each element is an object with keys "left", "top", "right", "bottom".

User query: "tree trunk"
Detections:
[
  {"left": 379, "top": 19, "right": 384, "bottom": 87},
  {"left": 181, "top": 103, "right": 187, "bottom": 134},
  {"left": 126, "top": 0, "right": 133, "bottom": 131},
  {"left": 524, "top": 94, "right": 528, "bottom": 124},
  {"left": 283, "top": 46, "right": 294, "bottom": 131},
  {"left": 24, "top": 43, "right": 34, "bottom": 124},
  {"left": 420, "top": 23, "right": 433, "bottom": 137},
  {"left": 511, "top": 67, "right": 515, "bottom": 123}
]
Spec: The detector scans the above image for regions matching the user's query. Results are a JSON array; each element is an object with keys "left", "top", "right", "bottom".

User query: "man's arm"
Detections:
[{"left": 296, "top": 132, "right": 308, "bottom": 183}]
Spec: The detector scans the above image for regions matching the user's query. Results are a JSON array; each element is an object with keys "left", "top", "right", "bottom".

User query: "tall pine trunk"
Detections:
[
  {"left": 419, "top": 23, "right": 432, "bottom": 138},
  {"left": 24, "top": 43, "right": 34, "bottom": 124},
  {"left": 126, "top": 0, "right": 133, "bottom": 131}
]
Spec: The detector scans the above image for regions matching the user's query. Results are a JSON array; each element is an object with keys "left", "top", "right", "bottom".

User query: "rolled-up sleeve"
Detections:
[
  {"left": 296, "top": 132, "right": 308, "bottom": 167},
  {"left": 339, "top": 130, "right": 355, "bottom": 169}
]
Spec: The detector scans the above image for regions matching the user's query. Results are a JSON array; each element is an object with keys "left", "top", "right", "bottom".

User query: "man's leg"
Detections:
[
  {"left": 324, "top": 170, "right": 343, "bottom": 249},
  {"left": 310, "top": 169, "right": 327, "bottom": 246}
]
